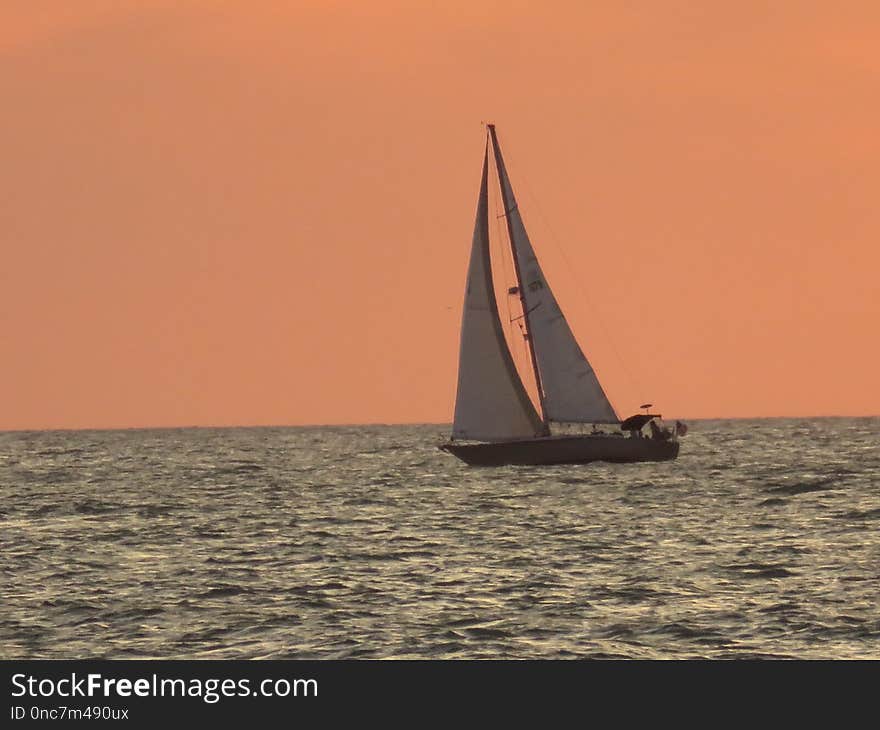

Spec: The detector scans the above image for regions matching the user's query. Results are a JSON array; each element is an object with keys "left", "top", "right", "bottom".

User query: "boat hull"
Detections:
[{"left": 440, "top": 435, "right": 679, "bottom": 466}]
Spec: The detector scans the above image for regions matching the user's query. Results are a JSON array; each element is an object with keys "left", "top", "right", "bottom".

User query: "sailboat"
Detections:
[{"left": 440, "top": 125, "right": 681, "bottom": 466}]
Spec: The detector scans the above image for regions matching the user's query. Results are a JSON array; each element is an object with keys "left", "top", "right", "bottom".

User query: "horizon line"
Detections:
[{"left": 2, "top": 413, "right": 879, "bottom": 434}]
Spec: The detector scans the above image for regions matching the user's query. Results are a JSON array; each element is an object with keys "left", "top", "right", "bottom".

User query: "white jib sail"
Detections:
[
  {"left": 451, "top": 145, "right": 545, "bottom": 441},
  {"left": 489, "top": 127, "right": 619, "bottom": 424}
]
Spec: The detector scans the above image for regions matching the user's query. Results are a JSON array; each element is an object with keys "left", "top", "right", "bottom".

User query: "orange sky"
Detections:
[{"left": 2, "top": 1, "right": 879, "bottom": 430}]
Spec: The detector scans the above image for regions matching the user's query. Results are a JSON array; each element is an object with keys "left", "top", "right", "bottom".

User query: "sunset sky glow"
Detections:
[{"left": 3, "top": 1, "right": 879, "bottom": 430}]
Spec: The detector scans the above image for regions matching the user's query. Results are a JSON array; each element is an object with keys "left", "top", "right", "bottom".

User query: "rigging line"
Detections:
[
  {"left": 492, "top": 150, "right": 533, "bottom": 401},
  {"left": 491, "top": 159, "right": 517, "bottom": 366},
  {"left": 510, "top": 301, "right": 543, "bottom": 322},
  {"left": 500, "top": 144, "right": 647, "bottom": 408},
  {"left": 489, "top": 126, "right": 548, "bottom": 424}
]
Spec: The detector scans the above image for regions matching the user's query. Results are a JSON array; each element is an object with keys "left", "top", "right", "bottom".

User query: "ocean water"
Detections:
[{"left": 1, "top": 418, "right": 878, "bottom": 660}]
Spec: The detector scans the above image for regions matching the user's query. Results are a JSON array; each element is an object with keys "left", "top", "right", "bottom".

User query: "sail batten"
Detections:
[
  {"left": 487, "top": 127, "right": 620, "bottom": 425},
  {"left": 451, "top": 145, "right": 545, "bottom": 442}
]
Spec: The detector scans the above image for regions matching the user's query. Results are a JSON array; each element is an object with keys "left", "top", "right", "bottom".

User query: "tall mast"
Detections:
[
  {"left": 487, "top": 124, "right": 549, "bottom": 432},
  {"left": 449, "top": 141, "right": 545, "bottom": 442}
]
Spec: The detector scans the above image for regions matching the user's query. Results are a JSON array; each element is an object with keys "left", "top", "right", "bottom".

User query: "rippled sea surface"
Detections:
[{"left": 1, "top": 419, "right": 878, "bottom": 659}]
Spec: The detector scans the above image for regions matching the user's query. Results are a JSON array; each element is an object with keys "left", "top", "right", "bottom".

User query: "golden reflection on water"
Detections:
[{"left": 1, "top": 419, "right": 879, "bottom": 659}]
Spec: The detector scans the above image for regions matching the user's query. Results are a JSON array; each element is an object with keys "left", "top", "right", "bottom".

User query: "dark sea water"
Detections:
[{"left": 1, "top": 419, "right": 878, "bottom": 660}]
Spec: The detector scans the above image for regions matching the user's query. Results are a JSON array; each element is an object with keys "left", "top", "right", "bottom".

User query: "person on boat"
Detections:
[{"left": 650, "top": 420, "right": 672, "bottom": 441}]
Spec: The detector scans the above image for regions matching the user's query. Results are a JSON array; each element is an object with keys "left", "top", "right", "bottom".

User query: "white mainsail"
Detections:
[
  {"left": 451, "top": 146, "right": 546, "bottom": 441},
  {"left": 488, "top": 126, "right": 619, "bottom": 424}
]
